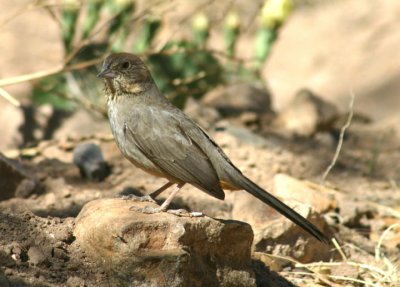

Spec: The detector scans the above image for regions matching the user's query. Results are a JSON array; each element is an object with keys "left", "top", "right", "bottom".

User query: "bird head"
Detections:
[{"left": 98, "top": 53, "right": 152, "bottom": 99}]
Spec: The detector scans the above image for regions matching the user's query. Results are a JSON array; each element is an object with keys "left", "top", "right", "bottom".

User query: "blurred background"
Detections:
[{"left": 1, "top": 0, "right": 399, "bottom": 150}]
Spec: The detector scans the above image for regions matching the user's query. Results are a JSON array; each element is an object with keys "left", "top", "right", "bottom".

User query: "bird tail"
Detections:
[{"left": 233, "top": 174, "right": 329, "bottom": 243}]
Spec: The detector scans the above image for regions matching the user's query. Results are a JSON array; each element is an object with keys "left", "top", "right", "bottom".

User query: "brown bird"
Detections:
[{"left": 98, "top": 52, "right": 328, "bottom": 243}]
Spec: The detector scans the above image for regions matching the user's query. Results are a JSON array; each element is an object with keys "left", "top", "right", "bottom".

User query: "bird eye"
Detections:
[{"left": 121, "top": 61, "right": 130, "bottom": 69}]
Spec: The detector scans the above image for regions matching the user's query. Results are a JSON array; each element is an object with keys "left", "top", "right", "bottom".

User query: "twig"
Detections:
[
  {"left": 0, "top": 87, "right": 21, "bottom": 107},
  {"left": 0, "top": 58, "right": 102, "bottom": 88},
  {"left": 322, "top": 90, "right": 355, "bottom": 181},
  {"left": 375, "top": 223, "right": 400, "bottom": 261},
  {"left": 0, "top": 65, "right": 63, "bottom": 87},
  {"left": 153, "top": 0, "right": 217, "bottom": 52}
]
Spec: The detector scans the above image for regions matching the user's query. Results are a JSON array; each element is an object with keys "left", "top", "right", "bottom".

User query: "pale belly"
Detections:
[{"left": 107, "top": 104, "right": 169, "bottom": 179}]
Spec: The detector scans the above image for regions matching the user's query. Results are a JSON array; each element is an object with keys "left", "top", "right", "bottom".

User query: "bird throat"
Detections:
[
  {"left": 105, "top": 78, "right": 147, "bottom": 103},
  {"left": 105, "top": 78, "right": 117, "bottom": 101}
]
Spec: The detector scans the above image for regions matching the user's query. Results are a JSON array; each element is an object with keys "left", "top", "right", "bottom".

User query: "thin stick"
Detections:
[
  {"left": 0, "top": 87, "right": 21, "bottom": 107},
  {"left": 0, "top": 58, "right": 102, "bottom": 88},
  {"left": 375, "top": 223, "right": 400, "bottom": 261},
  {"left": 322, "top": 90, "right": 355, "bottom": 181},
  {"left": 0, "top": 66, "right": 63, "bottom": 87}
]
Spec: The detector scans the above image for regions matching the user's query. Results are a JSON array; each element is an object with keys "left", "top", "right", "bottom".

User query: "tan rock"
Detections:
[
  {"left": 231, "top": 190, "right": 334, "bottom": 265},
  {"left": 74, "top": 199, "right": 256, "bottom": 287},
  {"left": 253, "top": 203, "right": 333, "bottom": 264},
  {"left": 273, "top": 89, "right": 339, "bottom": 136},
  {"left": 273, "top": 173, "right": 337, "bottom": 213}
]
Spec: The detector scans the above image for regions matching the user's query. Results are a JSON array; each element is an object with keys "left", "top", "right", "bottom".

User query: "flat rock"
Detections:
[{"left": 74, "top": 199, "right": 256, "bottom": 287}]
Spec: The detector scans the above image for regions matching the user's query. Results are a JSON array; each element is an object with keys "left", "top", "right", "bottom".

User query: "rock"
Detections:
[
  {"left": 273, "top": 89, "right": 339, "bottom": 136},
  {"left": 74, "top": 199, "right": 256, "bottom": 287},
  {"left": 273, "top": 173, "right": 337, "bottom": 213},
  {"left": 202, "top": 82, "right": 272, "bottom": 117},
  {"left": 27, "top": 246, "right": 47, "bottom": 266},
  {"left": 183, "top": 97, "right": 221, "bottom": 130},
  {"left": 217, "top": 124, "right": 280, "bottom": 149},
  {"left": 252, "top": 203, "right": 333, "bottom": 264},
  {"left": 73, "top": 143, "right": 110, "bottom": 181},
  {"left": 66, "top": 276, "right": 86, "bottom": 287},
  {"left": 0, "top": 154, "right": 42, "bottom": 200},
  {"left": 0, "top": 249, "right": 15, "bottom": 268},
  {"left": 231, "top": 191, "right": 333, "bottom": 265},
  {"left": 15, "top": 178, "right": 40, "bottom": 198}
]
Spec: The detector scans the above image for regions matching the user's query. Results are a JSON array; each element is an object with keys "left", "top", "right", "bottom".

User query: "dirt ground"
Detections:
[{"left": 0, "top": 106, "right": 399, "bottom": 286}]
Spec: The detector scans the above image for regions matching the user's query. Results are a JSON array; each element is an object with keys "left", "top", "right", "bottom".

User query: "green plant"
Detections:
[{"left": 32, "top": 0, "right": 293, "bottom": 112}]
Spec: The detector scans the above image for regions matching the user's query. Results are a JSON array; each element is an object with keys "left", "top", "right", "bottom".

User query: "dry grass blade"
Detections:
[
  {"left": 332, "top": 238, "right": 348, "bottom": 261},
  {"left": 375, "top": 223, "right": 399, "bottom": 261},
  {"left": 0, "top": 87, "right": 21, "bottom": 107},
  {"left": 266, "top": 233, "right": 399, "bottom": 286},
  {"left": 322, "top": 90, "right": 355, "bottom": 181}
]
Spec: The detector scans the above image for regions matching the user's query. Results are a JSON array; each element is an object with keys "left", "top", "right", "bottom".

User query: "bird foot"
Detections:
[{"left": 120, "top": 194, "right": 156, "bottom": 203}]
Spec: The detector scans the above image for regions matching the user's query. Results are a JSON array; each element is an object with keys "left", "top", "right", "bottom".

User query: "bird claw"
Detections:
[{"left": 120, "top": 194, "right": 156, "bottom": 203}]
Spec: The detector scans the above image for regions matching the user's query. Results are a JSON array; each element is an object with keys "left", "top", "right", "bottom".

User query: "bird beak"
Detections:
[{"left": 97, "top": 67, "right": 116, "bottom": 79}]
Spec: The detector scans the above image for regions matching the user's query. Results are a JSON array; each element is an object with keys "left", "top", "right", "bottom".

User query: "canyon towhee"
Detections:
[{"left": 98, "top": 53, "right": 328, "bottom": 243}]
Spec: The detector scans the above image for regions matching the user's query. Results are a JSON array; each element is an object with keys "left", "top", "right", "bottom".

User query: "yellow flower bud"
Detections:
[
  {"left": 225, "top": 11, "right": 240, "bottom": 29},
  {"left": 193, "top": 13, "right": 209, "bottom": 31},
  {"left": 63, "top": 0, "right": 79, "bottom": 11},
  {"left": 260, "top": 0, "right": 293, "bottom": 28}
]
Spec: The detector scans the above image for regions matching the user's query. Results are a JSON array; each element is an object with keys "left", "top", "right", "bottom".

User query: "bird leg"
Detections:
[
  {"left": 148, "top": 181, "right": 174, "bottom": 199},
  {"left": 136, "top": 183, "right": 185, "bottom": 213},
  {"left": 121, "top": 181, "right": 174, "bottom": 203},
  {"left": 158, "top": 182, "right": 185, "bottom": 211},
  {"left": 130, "top": 182, "right": 203, "bottom": 217},
  {"left": 130, "top": 183, "right": 203, "bottom": 217}
]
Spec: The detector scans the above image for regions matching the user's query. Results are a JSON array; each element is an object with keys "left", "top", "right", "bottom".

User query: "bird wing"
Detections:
[{"left": 124, "top": 106, "right": 225, "bottom": 200}]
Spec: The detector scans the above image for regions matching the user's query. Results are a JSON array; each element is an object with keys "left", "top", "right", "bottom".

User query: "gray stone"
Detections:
[{"left": 202, "top": 82, "right": 272, "bottom": 117}]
